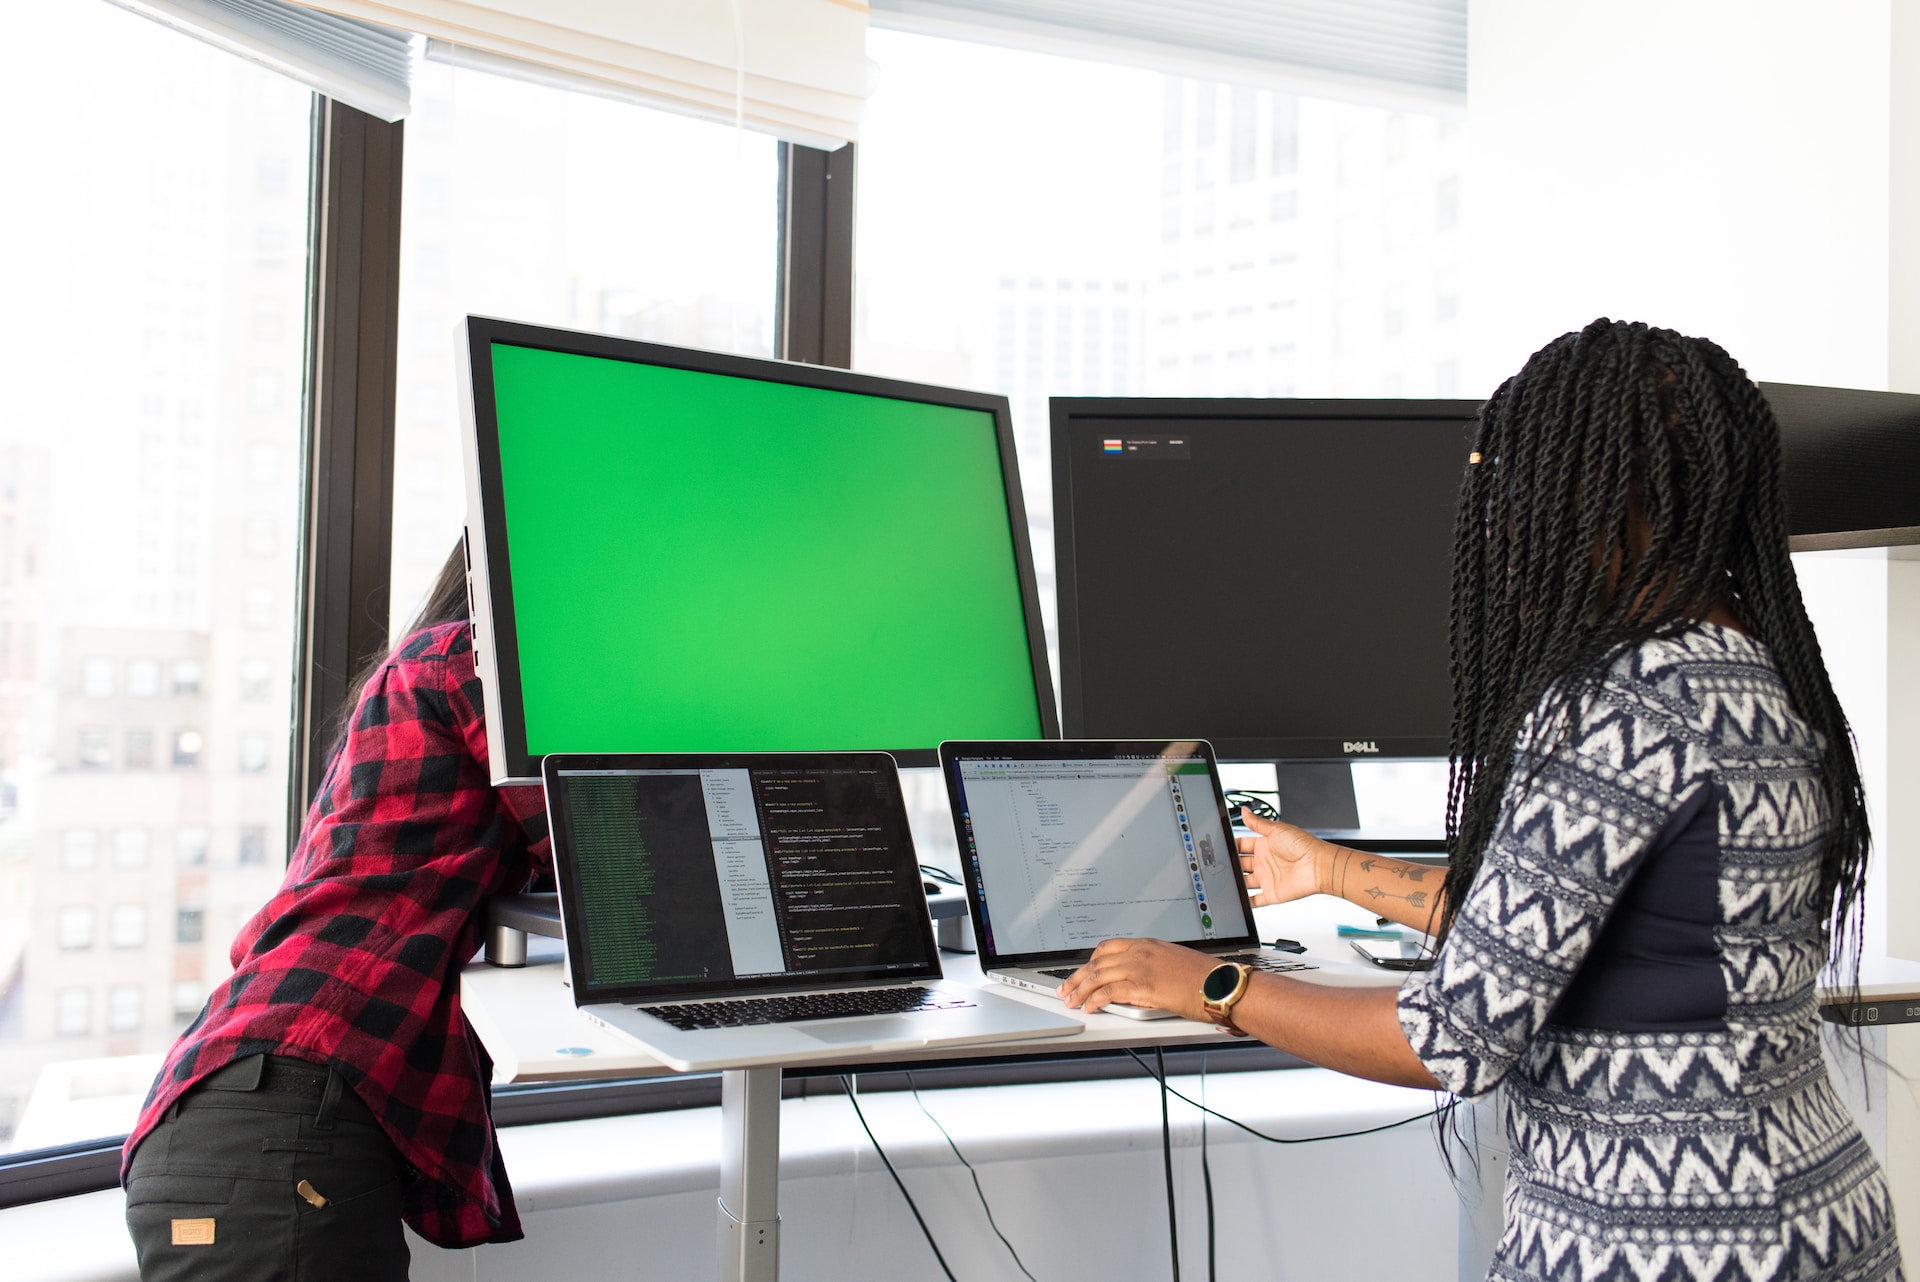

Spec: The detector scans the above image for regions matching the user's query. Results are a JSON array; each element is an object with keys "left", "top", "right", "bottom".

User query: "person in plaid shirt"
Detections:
[{"left": 122, "top": 547, "right": 549, "bottom": 1279}]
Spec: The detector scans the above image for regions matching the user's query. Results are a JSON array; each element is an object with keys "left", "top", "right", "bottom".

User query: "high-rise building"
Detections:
[
  {"left": 0, "top": 19, "right": 309, "bottom": 1149},
  {"left": 1150, "top": 81, "right": 1466, "bottom": 400}
]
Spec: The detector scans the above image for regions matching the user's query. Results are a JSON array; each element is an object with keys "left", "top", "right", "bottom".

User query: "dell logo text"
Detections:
[{"left": 1342, "top": 741, "right": 1381, "bottom": 754}]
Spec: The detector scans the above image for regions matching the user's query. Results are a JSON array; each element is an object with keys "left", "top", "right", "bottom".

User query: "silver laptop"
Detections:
[
  {"left": 940, "top": 739, "right": 1317, "bottom": 1020},
  {"left": 542, "top": 751, "right": 1082, "bottom": 1071}
]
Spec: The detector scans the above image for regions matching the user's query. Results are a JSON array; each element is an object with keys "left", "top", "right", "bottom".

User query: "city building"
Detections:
[{"left": 0, "top": 21, "right": 306, "bottom": 1147}]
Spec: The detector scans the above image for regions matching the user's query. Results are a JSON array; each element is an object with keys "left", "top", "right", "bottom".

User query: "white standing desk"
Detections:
[
  {"left": 462, "top": 897, "right": 1404, "bottom": 1280},
  {"left": 463, "top": 892, "right": 1920, "bottom": 1282}
]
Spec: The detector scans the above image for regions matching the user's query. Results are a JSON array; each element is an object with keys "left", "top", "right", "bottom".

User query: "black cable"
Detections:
[
  {"left": 840, "top": 1075, "right": 959, "bottom": 1282},
  {"left": 1156, "top": 1046, "right": 1180, "bottom": 1282},
  {"left": 905, "top": 1072, "right": 1041, "bottom": 1282},
  {"left": 1122, "top": 1049, "right": 1442, "bottom": 1145},
  {"left": 1222, "top": 790, "right": 1281, "bottom": 822},
  {"left": 1200, "top": 1053, "right": 1216, "bottom": 1282}
]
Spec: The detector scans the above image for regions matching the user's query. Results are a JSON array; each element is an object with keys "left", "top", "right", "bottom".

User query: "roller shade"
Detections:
[
  {"left": 871, "top": 0, "right": 1467, "bottom": 106},
  {"left": 295, "top": 0, "right": 872, "bottom": 147},
  {"left": 106, "top": 0, "right": 414, "bottom": 120}
]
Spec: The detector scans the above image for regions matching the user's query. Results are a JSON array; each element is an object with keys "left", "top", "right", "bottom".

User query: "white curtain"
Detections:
[
  {"left": 870, "top": 0, "right": 1466, "bottom": 107},
  {"left": 299, "top": 0, "right": 872, "bottom": 147},
  {"left": 106, "top": 0, "right": 414, "bottom": 121}
]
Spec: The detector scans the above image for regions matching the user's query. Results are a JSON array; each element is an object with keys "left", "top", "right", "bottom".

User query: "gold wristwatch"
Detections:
[{"left": 1200, "top": 961, "right": 1254, "bottom": 1033}]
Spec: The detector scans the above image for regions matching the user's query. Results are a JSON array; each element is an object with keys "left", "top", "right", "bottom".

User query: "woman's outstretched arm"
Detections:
[{"left": 1239, "top": 809, "right": 1445, "bottom": 934}]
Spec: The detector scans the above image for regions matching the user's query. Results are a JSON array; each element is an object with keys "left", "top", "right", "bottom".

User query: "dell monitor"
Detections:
[
  {"left": 1050, "top": 397, "right": 1478, "bottom": 765},
  {"left": 459, "top": 318, "right": 1058, "bottom": 784},
  {"left": 1758, "top": 381, "right": 1920, "bottom": 551}
]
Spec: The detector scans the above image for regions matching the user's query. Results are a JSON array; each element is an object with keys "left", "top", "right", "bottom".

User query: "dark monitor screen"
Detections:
[
  {"left": 1051, "top": 398, "right": 1478, "bottom": 761},
  {"left": 1759, "top": 381, "right": 1920, "bottom": 548},
  {"left": 460, "top": 318, "right": 1059, "bottom": 783}
]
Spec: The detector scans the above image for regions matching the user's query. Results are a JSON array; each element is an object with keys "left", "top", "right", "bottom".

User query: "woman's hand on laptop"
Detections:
[
  {"left": 1237, "top": 808, "right": 1337, "bottom": 906},
  {"left": 1056, "top": 938, "right": 1216, "bottom": 1020}
]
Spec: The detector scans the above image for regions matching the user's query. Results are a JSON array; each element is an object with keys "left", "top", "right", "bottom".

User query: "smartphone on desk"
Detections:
[{"left": 1351, "top": 938, "right": 1435, "bottom": 971}]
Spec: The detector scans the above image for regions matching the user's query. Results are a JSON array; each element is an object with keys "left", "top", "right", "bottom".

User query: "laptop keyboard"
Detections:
[
  {"left": 1220, "top": 951, "right": 1318, "bottom": 975},
  {"left": 1036, "top": 951, "right": 1317, "bottom": 981},
  {"left": 637, "top": 986, "right": 974, "bottom": 1031}
]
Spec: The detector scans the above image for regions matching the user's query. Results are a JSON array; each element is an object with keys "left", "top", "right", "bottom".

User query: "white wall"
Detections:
[
  {"left": 1883, "top": 5, "right": 1920, "bottom": 968},
  {"left": 1463, "top": 0, "right": 1890, "bottom": 395},
  {"left": 6, "top": 1069, "right": 1460, "bottom": 1282},
  {"left": 1793, "top": 548, "right": 1891, "bottom": 957},
  {"left": 417, "top": 1073, "right": 1457, "bottom": 1282}
]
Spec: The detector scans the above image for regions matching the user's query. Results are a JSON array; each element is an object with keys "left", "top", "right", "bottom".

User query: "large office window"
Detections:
[
  {"left": 856, "top": 30, "right": 1466, "bottom": 675},
  {"left": 0, "top": 6, "right": 311, "bottom": 1154},
  {"left": 855, "top": 31, "right": 1467, "bottom": 849},
  {"left": 389, "top": 60, "right": 781, "bottom": 630}
]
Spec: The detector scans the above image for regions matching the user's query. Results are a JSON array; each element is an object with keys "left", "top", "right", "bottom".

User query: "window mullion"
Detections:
[
  {"left": 290, "top": 96, "right": 404, "bottom": 833},
  {"left": 775, "top": 142, "right": 856, "bottom": 369}
]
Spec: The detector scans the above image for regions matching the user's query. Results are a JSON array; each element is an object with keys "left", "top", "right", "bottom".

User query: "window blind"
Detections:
[
  {"left": 292, "top": 0, "right": 872, "bottom": 148},
  {"left": 106, "top": 0, "right": 413, "bottom": 121},
  {"left": 870, "top": 0, "right": 1467, "bottom": 106}
]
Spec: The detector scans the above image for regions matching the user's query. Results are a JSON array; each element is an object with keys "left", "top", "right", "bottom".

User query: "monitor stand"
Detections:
[{"left": 1272, "top": 762, "right": 1361, "bottom": 829}]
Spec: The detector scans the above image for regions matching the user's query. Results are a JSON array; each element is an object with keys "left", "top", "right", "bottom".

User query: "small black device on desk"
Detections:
[{"left": 1351, "top": 937, "right": 1435, "bottom": 971}]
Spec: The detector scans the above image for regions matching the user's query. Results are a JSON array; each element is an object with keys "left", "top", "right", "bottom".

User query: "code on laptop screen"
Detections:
[
  {"left": 555, "top": 763, "right": 932, "bottom": 994},
  {"left": 951, "top": 751, "right": 1249, "bottom": 958}
]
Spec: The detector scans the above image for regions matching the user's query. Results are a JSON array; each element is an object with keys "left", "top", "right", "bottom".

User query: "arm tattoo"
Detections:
[
  {"left": 1362, "top": 886, "right": 1429, "bottom": 908},
  {"left": 1359, "top": 857, "right": 1427, "bottom": 883}
]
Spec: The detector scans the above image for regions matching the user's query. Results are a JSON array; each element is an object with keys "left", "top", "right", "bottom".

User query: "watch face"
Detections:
[{"left": 1202, "top": 963, "right": 1241, "bottom": 1003}]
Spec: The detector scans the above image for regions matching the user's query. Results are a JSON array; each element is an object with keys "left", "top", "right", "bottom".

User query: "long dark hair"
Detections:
[
  {"left": 325, "top": 539, "right": 471, "bottom": 758},
  {"left": 1437, "top": 319, "right": 1870, "bottom": 975}
]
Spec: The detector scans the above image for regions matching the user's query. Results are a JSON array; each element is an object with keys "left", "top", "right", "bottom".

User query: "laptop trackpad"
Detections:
[{"left": 799, "top": 1017, "right": 926, "bottom": 1046}]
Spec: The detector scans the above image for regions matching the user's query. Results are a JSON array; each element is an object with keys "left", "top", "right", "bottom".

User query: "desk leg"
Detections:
[{"left": 718, "top": 1067, "right": 781, "bottom": 1282}]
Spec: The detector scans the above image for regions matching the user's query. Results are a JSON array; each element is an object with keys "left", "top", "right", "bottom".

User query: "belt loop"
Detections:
[{"left": 314, "top": 1066, "right": 345, "bottom": 1131}]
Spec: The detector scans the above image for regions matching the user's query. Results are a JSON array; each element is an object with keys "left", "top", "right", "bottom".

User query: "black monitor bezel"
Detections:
[
  {"left": 543, "top": 750, "right": 944, "bottom": 1005},
  {"left": 463, "top": 316, "right": 1060, "bottom": 781},
  {"left": 1050, "top": 397, "right": 1481, "bottom": 762},
  {"left": 1758, "top": 380, "right": 1920, "bottom": 548},
  {"left": 938, "top": 738, "right": 1258, "bottom": 971}
]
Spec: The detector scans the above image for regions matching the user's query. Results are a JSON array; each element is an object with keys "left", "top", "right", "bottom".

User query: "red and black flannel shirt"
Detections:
[{"left": 122, "top": 623, "right": 552, "bottom": 1247}]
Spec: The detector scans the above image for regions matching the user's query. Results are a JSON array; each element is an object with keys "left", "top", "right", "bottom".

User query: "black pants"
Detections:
[{"left": 125, "top": 1055, "right": 411, "bottom": 1281}]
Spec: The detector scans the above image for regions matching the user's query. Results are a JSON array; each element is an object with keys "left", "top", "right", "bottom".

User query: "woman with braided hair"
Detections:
[{"left": 1060, "top": 319, "right": 1904, "bottom": 1280}]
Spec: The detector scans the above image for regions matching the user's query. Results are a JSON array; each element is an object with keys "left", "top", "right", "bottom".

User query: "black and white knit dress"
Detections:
[{"left": 1398, "top": 623, "right": 1904, "bottom": 1281}]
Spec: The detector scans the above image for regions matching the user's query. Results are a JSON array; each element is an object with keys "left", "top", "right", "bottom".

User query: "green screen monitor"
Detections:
[{"left": 458, "top": 318, "right": 1059, "bottom": 784}]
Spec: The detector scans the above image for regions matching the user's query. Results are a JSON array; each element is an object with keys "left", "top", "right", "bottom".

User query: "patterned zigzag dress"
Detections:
[{"left": 1398, "top": 623, "right": 1904, "bottom": 1281}]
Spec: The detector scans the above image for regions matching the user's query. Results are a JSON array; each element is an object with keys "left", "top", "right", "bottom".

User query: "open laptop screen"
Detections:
[
  {"left": 545, "top": 753, "right": 940, "bottom": 1003},
  {"left": 942, "top": 741, "right": 1254, "bottom": 966}
]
